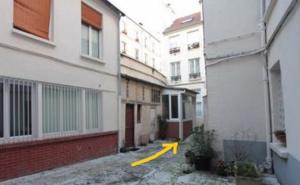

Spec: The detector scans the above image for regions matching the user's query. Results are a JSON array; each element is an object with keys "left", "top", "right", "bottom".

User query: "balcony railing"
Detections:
[
  {"left": 169, "top": 47, "right": 181, "bottom": 54},
  {"left": 171, "top": 75, "right": 181, "bottom": 82},
  {"left": 189, "top": 73, "right": 201, "bottom": 80},
  {"left": 188, "top": 42, "right": 200, "bottom": 50}
]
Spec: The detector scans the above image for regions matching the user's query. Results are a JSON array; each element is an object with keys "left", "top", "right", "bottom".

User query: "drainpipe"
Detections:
[
  {"left": 260, "top": 0, "right": 273, "bottom": 170},
  {"left": 117, "top": 13, "right": 123, "bottom": 151}
]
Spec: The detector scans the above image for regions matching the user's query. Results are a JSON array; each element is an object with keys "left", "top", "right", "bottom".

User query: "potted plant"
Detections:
[
  {"left": 187, "top": 125, "right": 216, "bottom": 171},
  {"left": 235, "top": 162, "right": 262, "bottom": 185},
  {"left": 274, "top": 130, "right": 286, "bottom": 145}
]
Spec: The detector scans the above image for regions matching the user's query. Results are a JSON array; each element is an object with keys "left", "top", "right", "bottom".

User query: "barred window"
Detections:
[
  {"left": 85, "top": 89, "right": 101, "bottom": 130},
  {"left": 10, "top": 81, "right": 33, "bottom": 137},
  {"left": 43, "top": 84, "right": 81, "bottom": 134},
  {"left": 151, "top": 89, "right": 160, "bottom": 103}
]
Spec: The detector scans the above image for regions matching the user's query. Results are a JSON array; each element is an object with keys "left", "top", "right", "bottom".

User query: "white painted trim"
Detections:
[
  {"left": 270, "top": 143, "right": 288, "bottom": 159},
  {"left": 12, "top": 28, "right": 56, "bottom": 47},
  {"left": 36, "top": 83, "right": 43, "bottom": 138},
  {"left": 81, "top": 89, "right": 86, "bottom": 133},
  {"left": 81, "top": 54, "right": 105, "bottom": 64}
]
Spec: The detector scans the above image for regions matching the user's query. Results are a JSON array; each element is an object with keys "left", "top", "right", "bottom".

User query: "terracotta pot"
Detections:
[{"left": 274, "top": 130, "right": 286, "bottom": 145}]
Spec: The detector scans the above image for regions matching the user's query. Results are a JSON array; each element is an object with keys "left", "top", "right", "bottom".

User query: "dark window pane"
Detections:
[
  {"left": 137, "top": 104, "right": 141, "bottom": 123},
  {"left": 0, "top": 83, "right": 3, "bottom": 137},
  {"left": 171, "top": 95, "right": 178, "bottom": 119},
  {"left": 162, "top": 95, "right": 169, "bottom": 119},
  {"left": 10, "top": 84, "right": 32, "bottom": 137}
]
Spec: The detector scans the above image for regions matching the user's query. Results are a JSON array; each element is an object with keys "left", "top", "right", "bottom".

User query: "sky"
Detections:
[{"left": 108, "top": 0, "right": 201, "bottom": 34}]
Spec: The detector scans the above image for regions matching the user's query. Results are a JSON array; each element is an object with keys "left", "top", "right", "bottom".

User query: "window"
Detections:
[
  {"left": 121, "top": 41, "right": 127, "bottom": 54},
  {"left": 195, "top": 89, "right": 203, "bottom": 118},
  {"left": 169, "top": 36, "right": 180, "bottom": 54},
  {"left": 152, "top": 58, "right": 156, "bottom": 68},
  {"left": 9, "top": 80, "right": 34, "bottom": 137},
  {"left": 182, "top": 94, "right": 193, "bottom": 120},
  {"left": 14, "top": 0, "right": 52, "bottom": 40},
  {"left": 43, "top": 85, "right": 81, "bottom": 134},
  {"left": 121, "top": 21, "right": 127, "bottom": 34},
  {"left": 144, "top": 37, "right": 148, "bottom": 48},
  {"left": 85, "top": 89, "right": 101, "bottom": 130},
  {"left": 187, "top": 31, "right": 200, "bottom": 45},
  {"left": 189, "top": 58, "right": 200, "bottom": 79},
  {"left": 142, "top": 86, "right": 145, "bottom": 101},
  {"left": 135, "top": 31, "right": 139, "bottom": 42},
  {"left": 145, "top": 53, "right": 148, "bottom": 64},
  {"left": 0, "top": 82, "right": 3, "bottom": 138},
  {"left": 171, "top": 95, "right": 178, "bottom": 119},
  {"left": 137, "top": 104, "right": 142, "bottom": 123},
  {"left": 151, "top": 89, "right": 160, "bottom": 103},
  {"left": 135, "top": 49, "right": 139, "bottom": 60},
  {"left": 170, "top": 62, "right": 181, "bottom": 81},
  {"left": 81, "top": 3, "right": 102, "bottom": 59},
  {"left": 162, "top": 95, "right": 169, "bottom": 119}
]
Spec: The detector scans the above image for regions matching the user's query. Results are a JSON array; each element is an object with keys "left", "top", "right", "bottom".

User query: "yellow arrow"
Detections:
[{"left": 131, "top": 142, "right": 178, "bottom": 167}]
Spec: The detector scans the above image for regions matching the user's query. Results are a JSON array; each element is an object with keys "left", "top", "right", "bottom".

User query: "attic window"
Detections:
[{"left": 181, "top": 18, "right": 193, "bottom": 24}]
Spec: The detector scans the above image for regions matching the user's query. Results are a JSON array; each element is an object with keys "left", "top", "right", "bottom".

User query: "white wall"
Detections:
[
  {"left": 266, "top": 0, "right": 300, "bottom": 162},
  {"left": 0, "top": 0, "right": 120, "bottom": 132},
  {"left": 203, "top": 0, "right": 268, "bottom": 153}
]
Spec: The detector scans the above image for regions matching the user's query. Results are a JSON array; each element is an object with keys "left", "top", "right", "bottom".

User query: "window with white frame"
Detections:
[
  {"left": 0, "top": 78, "right": 35, "bottom": 138},
  {"left": 121, "top": 41, "right": 127, "bottom": 54},
  {"left": 81, "top": 23, "right": 102, "bottom": 59},
  {"left": 85, "top": 89, "right": 101, "bottom": 130},
  {"left": 171, "top": 95, "right": 179, "bottom": 119},
  {"left": 42, "top": 84, "right": 81, "bottom": 134},
  {"left": 194, "top": 89, "right": 203, "bottom": 118},
  {"left": 187, "top": 30, "right": 200, "bottom": 45},
  {"left": 135, "top": 49, "right": 139, "bottom": 60},
  {"left": 189, "top": 58, "right": 200, "bottom": 79},
  {"left": 170, "top": 62, "right": 181, "bottom": 81},
  {"left": 145, "top": 53, "right": 148, "bottom": 64},
  {"left": 169, "top": 36, "right": 179, "bottom": 49}
]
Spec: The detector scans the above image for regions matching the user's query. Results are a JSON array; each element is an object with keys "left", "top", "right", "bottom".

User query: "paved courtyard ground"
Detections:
[{"left": 0, "top": 141, "right": 279, "bottom": 185}]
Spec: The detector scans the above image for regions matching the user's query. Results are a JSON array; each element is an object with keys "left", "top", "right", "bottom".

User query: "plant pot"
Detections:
[
  {"left": 194, "top": 156, "right": 211, "bottom": 171},
  {"left": 236, "top": 176, "right": 262, "bottom": 185},
  {"left": 274, "top": 130, "right": 286, "bottom": 145}
]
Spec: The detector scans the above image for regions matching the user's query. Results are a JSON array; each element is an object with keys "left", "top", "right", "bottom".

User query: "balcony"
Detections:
[
  {"left": 169, "top": 47, "right": 181, "bottom": 54},
  {"left": 189, "top": 73, "right": 201, "bottom": 80},
  {"left": 187, "top": 42, "right": 200, "bottom": 50},
  {"left": 171, "top": 75, "right": 181, "bottom": 82}
]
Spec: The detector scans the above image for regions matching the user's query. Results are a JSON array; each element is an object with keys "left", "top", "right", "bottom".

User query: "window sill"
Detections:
[
  {"left": 12, "top": 28, "right": 56, "bottom": 47},
  {"left": 81, "top": 54, "right": 105, "bottom": 64},
  {"left": 270, "top": 142, "right": 288, "bottom": 159}
]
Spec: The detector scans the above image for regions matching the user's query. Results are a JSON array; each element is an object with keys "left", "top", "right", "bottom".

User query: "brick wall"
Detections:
[
  {"left": 183, "top": 120, "right": 193, "bottom": 139},
  {"left": 0, "top": 131, "right": 118, "bottom": 181},
  {"left": 166, "top": 122, "right": 179, "bottom": 139}
]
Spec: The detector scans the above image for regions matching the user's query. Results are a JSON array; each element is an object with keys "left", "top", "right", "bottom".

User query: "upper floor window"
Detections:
[
  {"left": 187, "top": 31, "right": 200, "bottom": 50},
  {"left": 169, "top": 36, "right": 180, "bottom": 54},
  {"left": 189, "top": 58, "right": 201, "bottom": 79},
  {"left": 151, "top": 89, "right": 160, "bottom": 103},
  {"left": 121, "top": 21, "right": 127, "bottom": 35},
  {"left": 145, "top": 53, "right": 148, "bottom": 64},
  {"left": 135, "top": 31, "right": 140, "bottom": 42},
  {"left": 121, "top": 41, "right": 127, "bottom": 54},
  {"left": 170, "top": 62, "right": 181, "bottom": 82},
  {"left": 135, "top": 49, "right": 139, "bottom": 60},
  {"left": 81, "top": 3, "right": 103, "bottom": 59},
  {"left": 14, "top": 0, "right": 52, "bottom": 40},
  {"left": 144, "top": 37, "right": 148, "bottom": 48}
]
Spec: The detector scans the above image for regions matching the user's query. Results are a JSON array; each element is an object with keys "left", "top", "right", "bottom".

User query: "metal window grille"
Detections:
[
  {"left": 85, "top": 89, "right": 101, "bottom": 130},
  {"left": 42, "top": 84, "right": 81, "bottom": 134},
  {"left": 9, "top": 80, "right": 33, "bottom": 137}
]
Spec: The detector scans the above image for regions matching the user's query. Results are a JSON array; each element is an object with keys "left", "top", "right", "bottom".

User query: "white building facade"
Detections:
[
  {"left": 203, "top": 0, "right": 300, "bottom": 184},
  {"left": 0, "top": 0, "right": 122, "bottom": 181},
  {"left": 163, "top": 11, "right": 206, "bottom": 125}
]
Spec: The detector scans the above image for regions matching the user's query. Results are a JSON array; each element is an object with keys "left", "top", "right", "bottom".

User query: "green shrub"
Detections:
[{"left": 235, "top": 162, "right": 260, "bottom": 178}]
